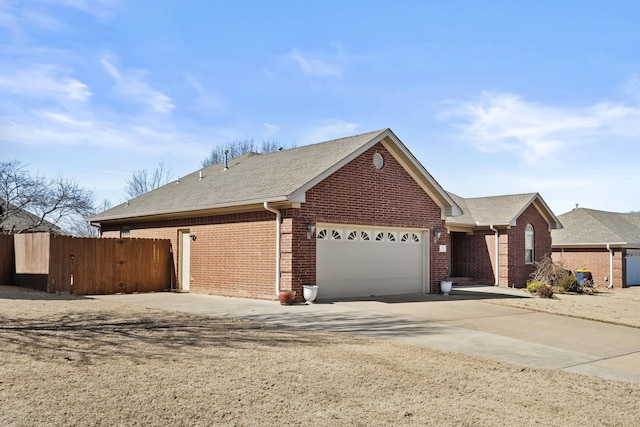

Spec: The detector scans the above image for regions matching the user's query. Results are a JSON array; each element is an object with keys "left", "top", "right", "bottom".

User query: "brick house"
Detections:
[
  {"left": 552, "top": 208, "right": 640, "bottom": 288},
  {"left": 89, "top": 129, "right": 463, "bottom": 300},
  {"left": 446, "top": 193, "right": 562, "bottom": 288}
]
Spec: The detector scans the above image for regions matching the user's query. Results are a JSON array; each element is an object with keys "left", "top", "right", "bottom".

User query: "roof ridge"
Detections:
[
  {"left": 460, "top": 192, "right": 538, "bottom": 201},
  {"left": 200, "top": 129, "right": 389, "bottom": 165},
  {"left": 279, "top": 128, "right": 388, "bottom": 152}
]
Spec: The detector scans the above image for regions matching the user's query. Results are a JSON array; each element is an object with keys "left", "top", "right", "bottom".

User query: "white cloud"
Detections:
[
  {"left": 622, "top": 75, "right": 640, "bottom": 102},
  {"left": 0, "top": 0, "right": 115, "bottom": 36},
  {"left": 0, "top": 107, "right": 200, "bottom": 155},
  {"left": 287, "top": 46, "right": 345, "bottom": 78},
  {"left": 438, "top": 91, "right": 640, "bottom": 162},
  {"left": 301, "top": 119, "right": 360, "bottom": 144},
  {"left": 185, "top": 74, "right": 224, "bottom": 114},
  {"left": 100, "top": 56, "right": 175, "bottom": 114},
  {"left": 263, "top": 122, "right": 280, "bottom": 136},
  {"left": 100, "top": 57, "right": 120, "bottom": 79},
  {"left": 21, "top": 7, "right": 65, "bottom": 31},
  {"left": 0, "top": 64, "right": 92, "bottom": 101},
  {"left": 34, "top": 0, "right": 116, "bottom": 19},
  {"left": 38, "top": 110, "right": 91, "bottom": 127}
]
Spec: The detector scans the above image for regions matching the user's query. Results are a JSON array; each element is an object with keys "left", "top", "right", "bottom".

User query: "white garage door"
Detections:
[
  {"left": 626, "top": 249, "right": 640, "bottom": 286},
  {"left": 316, "top": 224, "right": 427, "bottom": 299}
]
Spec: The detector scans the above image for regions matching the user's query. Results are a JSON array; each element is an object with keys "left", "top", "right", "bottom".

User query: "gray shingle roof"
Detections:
[
  {"left": 446, "top": 192, "right": 561, "bottom": 228},
  {"left": 89, "top": 128, "right": 460, "bottom": 223},
  {"left": 1, "top": 199, "right": 63, "bottom": 234},
  {"left": 552, "top": 208, "right": 640, "bottom": 247}
]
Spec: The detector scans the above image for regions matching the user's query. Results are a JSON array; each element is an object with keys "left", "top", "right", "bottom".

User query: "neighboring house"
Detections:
[
  {"left": 0, "top": 199, "right": 63, "bottom": 234},
  {"left": 446, "top": 193, "right": 562, "bottom": 288},
  {"left": 552, "top": 208, "right": 640, "bottom": 288},
  {"left": 88, "top": 129, "right": 463, "bottom": 300}
]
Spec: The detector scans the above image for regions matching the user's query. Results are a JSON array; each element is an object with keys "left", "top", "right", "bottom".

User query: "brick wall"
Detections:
[
  {"left": 497, "top": 232, "right": 509, "bottom": 286},
  {"left": 102, "top": 211, "right": 277, "bottom": 299},
  {"left": 553, "top": 247, "right": 624, "bottom": 288},
  {"left": 503, "top": 204, "right": 553, "bottom": 288},
  {"left": 450, "top": 232, "right": 494, "bottom": 284},
  {"left": 279, "top": 216, "right": 316, "bottom": 297},
  {"left": 188, "top": 221, "right": 276, "bottom": 298}
]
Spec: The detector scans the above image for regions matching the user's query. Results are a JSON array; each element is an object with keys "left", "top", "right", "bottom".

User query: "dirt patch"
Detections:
[{"left": 1, "top": 285, "right": 639, "bottom": 426}]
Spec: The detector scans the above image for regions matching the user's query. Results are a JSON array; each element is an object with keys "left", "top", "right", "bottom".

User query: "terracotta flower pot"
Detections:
[{"left": 279, "top": 290, "right": 296, "bottom": 305}]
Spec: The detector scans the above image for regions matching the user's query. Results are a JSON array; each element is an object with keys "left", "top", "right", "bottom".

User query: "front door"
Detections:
[{"left": 179, "top": 230, "right": 191, "bottom": 291}]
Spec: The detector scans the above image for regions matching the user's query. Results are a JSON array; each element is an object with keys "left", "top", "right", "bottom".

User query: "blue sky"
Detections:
[{"left": 1, "top": 0, "right": 639, "bottom": 215}]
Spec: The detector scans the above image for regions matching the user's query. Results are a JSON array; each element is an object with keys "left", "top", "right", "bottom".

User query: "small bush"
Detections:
[
  {"left": 526, "top": 281, "right": 547, "bottom": 294},
  {"left": 579, "top": 279, "right": 597, "bottom": 295},
  {"left": 536, "top": 284, "right": 554, "bottom": 298},
  {"left": 529, "top": 254, "right": 561, "bottom": 286},
  {"left": 556, "top": 273, "right": 578, "bottom": 293}
]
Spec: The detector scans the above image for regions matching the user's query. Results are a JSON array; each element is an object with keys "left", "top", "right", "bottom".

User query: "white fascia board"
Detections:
[
  {"left": 287, "top": 191, "right": 306, "bottom": 203},
  {"left": 511, "top": 193, "right": 563, "bottom": 230},
  {"left": 91, "top": 196, "right": 292, "bottom": 222},
  {"left": 552, "top": 242, "right": 628, "bottom": 249}
]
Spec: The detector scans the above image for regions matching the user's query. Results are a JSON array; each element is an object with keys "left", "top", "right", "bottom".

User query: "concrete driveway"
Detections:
[{"left": 95, "top": 286, "right": 640, "bottom": 384}]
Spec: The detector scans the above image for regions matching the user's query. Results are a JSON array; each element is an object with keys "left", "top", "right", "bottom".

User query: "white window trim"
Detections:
[{"left": 525, "top": 224, "right": 534, "bottom": 264}]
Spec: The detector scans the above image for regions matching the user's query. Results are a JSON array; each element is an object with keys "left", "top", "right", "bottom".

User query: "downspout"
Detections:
[
  {"left": 607, "top": 243, "right": 614, "bottom": 289},
  {"left": 490, "top": 225, "right": 499, "bottom": 286},
  {"left": 264, "top": 202, "right": 281, "bottom": 296}
]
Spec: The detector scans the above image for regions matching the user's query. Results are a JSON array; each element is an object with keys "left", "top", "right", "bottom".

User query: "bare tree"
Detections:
[
  {"left": 67, "top": 199, "right": 113, "bottom": 237},
  {"left": 201, "top": 139, "right": 292, "bottom": 167},
  {"left": 124, "top": 161, "right": 173, "bottom": 199},
  {"left": 0, "top": 160, "right": 94, "bottom": 234}
]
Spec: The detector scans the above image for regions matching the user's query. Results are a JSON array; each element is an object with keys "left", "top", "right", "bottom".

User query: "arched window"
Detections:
[{"left": 525, "top": 224, "right": 534, "bottom": 264}]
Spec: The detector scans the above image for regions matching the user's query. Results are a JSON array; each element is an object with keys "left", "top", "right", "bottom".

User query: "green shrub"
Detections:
[
  {"left": 526, "top": 281, "right": 547, "bottom": 294},
  {"left": 556, "top": 273, "right": 578, "bottom": 293}
]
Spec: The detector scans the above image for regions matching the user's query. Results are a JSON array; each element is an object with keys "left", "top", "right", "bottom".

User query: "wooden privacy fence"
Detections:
[
  {"left": 14, "top": 233, "right": 173, "bottom": 295},
  {"left": 0, "top": 234, "right": 14, "bottom": 285}
]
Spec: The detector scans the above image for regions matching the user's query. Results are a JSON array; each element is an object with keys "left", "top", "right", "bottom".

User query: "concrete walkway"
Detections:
[{"left": 95, "top": 286, "right": 640, "bottom": 384}]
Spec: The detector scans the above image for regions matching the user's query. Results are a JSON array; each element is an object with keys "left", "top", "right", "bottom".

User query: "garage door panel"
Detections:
[
  {"left": 316, "top": 225, "right": 426, "bottom": 299},
  {"left": 316, "top": 276, "right": 423, "bottom": 299},
  {"left": 319, "top": 259, "right": 421, "bottom": 281}
]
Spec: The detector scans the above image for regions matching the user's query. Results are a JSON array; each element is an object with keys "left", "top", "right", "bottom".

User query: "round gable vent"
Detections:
[{"left": 372, "top": 152, "right": 384, "bottom": 170}]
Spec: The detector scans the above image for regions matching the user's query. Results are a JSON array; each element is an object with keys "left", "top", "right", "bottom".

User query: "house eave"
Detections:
[
  {"left": 510, "top": 194, "right": 563, "bottom": 230},
  {"left": 445, "top": 221, "right": 511, "bottom": 233},
  {"left": 552, "top": 242, "right": 628, "bottom": 249},
  {"left": 88, "top": 197, "right": 300, "bottom": 225}
]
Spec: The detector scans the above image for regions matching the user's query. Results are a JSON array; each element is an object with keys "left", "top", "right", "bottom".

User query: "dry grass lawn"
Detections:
[
  {"left": 486, "top": 286, "right": 640, "bottom": 328},
  {"left": 1, "top": 285, "right": 639, "bottom": 426}
]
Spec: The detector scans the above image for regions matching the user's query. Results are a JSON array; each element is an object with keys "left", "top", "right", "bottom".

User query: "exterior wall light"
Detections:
[
  {"left": 433, "top": 228, "right": 442, "bottom": 243},
  {"left": 307, "top": 223, "right": 316, "bottom": 239}
]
